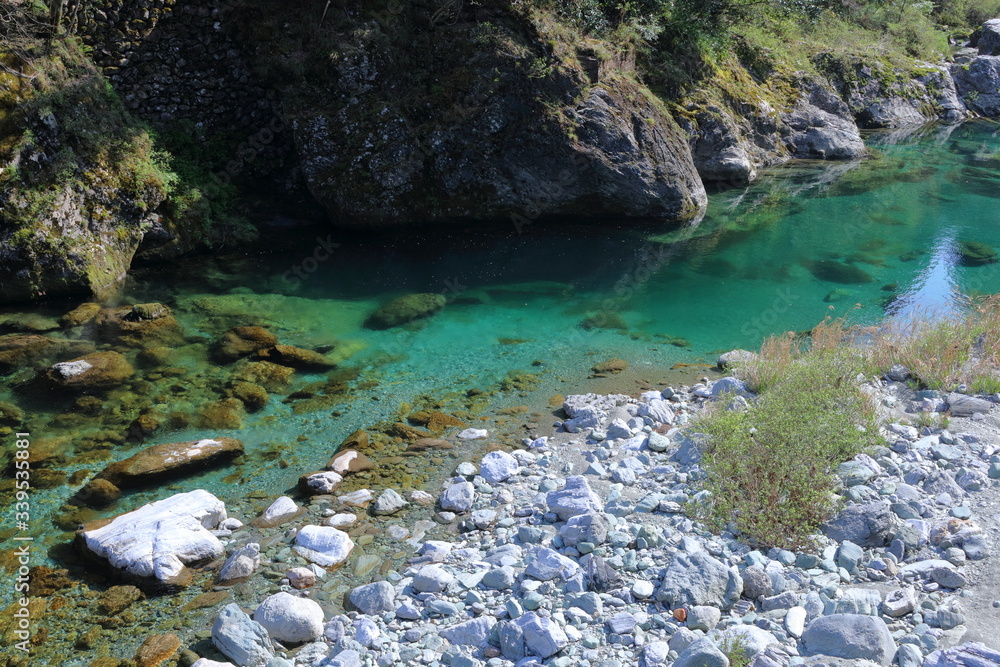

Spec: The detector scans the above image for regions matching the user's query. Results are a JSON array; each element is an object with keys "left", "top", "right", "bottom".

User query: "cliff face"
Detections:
[{"left": 235, "top": 0, "right": 707, "bottom": 226}]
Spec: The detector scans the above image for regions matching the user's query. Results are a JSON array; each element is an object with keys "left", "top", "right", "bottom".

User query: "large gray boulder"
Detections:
[
  {"left": 924, "top": 642, "right": 1000, "bottom": 667},
  {"left": 349, "top": 581, "right": 396, "bottom": 615},
  {"left": 546, "top": 476, "right": 603, "bottom": 520},
  {"left": 212, "top": 603, "right": 274, "bottom": 667},
  {"left": 822, "top": 501, "right": 896, "bottom": 547},
  {"left": 800, "top": 614, "right": 895, "bottom": 666},
  {"left": 978, "top": 19, "right": 1000, "bottom": 55},
  {"left": 439, "top": 616, "right": 497, "bottom": 647},
  {"left": 657, "top": 551, "right": 742, "bottom": 610},
  {"left": 781, "top": 84, "right": 866, "bottom": 159},
  {"left": 672, "top": 638, "right": 729, "bottom": 667},
  {"left": 953, "top": 56, "right": 1000, "bottom": 117}
]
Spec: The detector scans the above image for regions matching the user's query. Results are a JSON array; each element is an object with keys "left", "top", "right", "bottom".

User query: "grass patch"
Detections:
[
  {"left": 701, "top": 295, "right": 1000, "bottom": 548},
  {"left": 699, "top": 346, "right": 881, "bottom": 549}
]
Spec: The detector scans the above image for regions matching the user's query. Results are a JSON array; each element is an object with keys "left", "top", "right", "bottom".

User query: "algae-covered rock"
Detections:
[
  {"left": 0, "top": 43, "right": 169, "bottom": 304},
  {"left": 257, "top": 344, "right": 336, "bottom": 370},
  {"left": 0, "top": 401, "right": 24, "bottom": 426},
  {"left": 60, "top": 302, "right": 102, "bottom": 328},
  {"left": 211, "top": 325, "right": 278, "bottom": 364},
  {"left": 45, "top": 351, "right": 134, "bottom": 391},
  {"left": 133, "top": 633, "right": 180, "bottom": 667},
  {"left": 958, "top": 240, "right": 998, "bottom": 266},
  {"left": 75, "top": 479, "right": 122, "bottom": 509},
  {"left": 581, "top": 312, "right": 628, "bottom": 331},
  {"left": 592, "top": 358, "right": 629, "bottom": 375},
  {"left": 96, "top": 585, "right": 145, "bottom": 615},
  {"left": 196, "top": 399, "right": 245, "bottom": 430},
  {"left": 95, "top": 438, "right": 244, "bottom": 488},
  {"left": 95, "top": 306, "right": 184, "bottom": 348},
  {"left": 28, "top": 566, "right": 75, "bottom": 597},
  {"left": 232, "top": 360, "right": 294, "bottom": 393},
  {"left": 229, "top": 381, "right": 270, "bottom": 412},
  {"left": 364, "top": 294, "right": 447, "bottom": 330}
]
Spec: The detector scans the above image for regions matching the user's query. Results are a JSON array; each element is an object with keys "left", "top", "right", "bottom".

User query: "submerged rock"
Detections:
[
  {"left": 257, "top": 344, "right": 337, "bottom": 369},
  {"left": 802, "top": 259, "right": 874, "bottom": 284},
  {"left": 364, "top": 293, "right": 447, "bottom": 330},
  {"left": 211, "top": 325, "right": 279, "bottom": 363},
  {"left": 77, "top": 489, "right": 228, "bottom": 586},
  {"left": 95, "top": 437, "right": 244, "bottom": 488},
  {"left": 0, "top": 334, "right": 93, "bottom": 374},
  {"left": 95, "top": 305, "right": 184, "bottom": 347},
  {"left": 45, "top": 351, "right": 134, "bottom": 391},
  {"left": 957, "top": 240, "right": 998, "bottom": 266}
]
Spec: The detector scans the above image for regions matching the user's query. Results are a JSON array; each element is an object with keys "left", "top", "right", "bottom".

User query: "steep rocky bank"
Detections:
[{"left": 2, "top": 4, "right": 1000, "bottom": 302}]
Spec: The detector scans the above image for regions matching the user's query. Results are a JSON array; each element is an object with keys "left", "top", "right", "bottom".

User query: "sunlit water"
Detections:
[{"left": 1, "top": 120, "right": 999, "bottom": 661}]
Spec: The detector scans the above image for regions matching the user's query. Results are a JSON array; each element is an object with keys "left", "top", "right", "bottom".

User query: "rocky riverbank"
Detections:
[{"left": 36, "top": 358, "right": 1000, "bottom": 667}]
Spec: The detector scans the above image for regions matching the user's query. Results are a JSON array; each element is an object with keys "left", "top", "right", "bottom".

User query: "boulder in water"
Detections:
[
  {"left": 958, "top": 240, "right": 998, "bottom": 266},
  {"left": 364, "top": 293, "right": 446, "bottom": 329},
  {"left": 45, "top": 351, "right": 134, "bottom": 391},
  {"left": 211, "top": 325, "right": 278, "bottom": 363},
  {"left": 257, "top": 344, "right": 336, "bottom": 370},
  {"left": 802, "top": 259, "right": 874, "bottom": 284},
  {"left": 95, "top": 304, "right": 184, "bottom": 347},
  {"left": 95, "top": 438, "right": 244, "bottom": 488}
]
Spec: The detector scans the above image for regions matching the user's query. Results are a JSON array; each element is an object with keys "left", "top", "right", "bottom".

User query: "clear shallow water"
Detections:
[{"left": 1, "top": 120, "right": 999, "bottom": 659}]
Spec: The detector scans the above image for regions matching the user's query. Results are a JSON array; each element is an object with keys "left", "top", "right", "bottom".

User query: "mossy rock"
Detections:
[
  {"left": 231, "top": 360, "right": 294, "bottom": 392},
  {"left": 74, "top": 479, "right": 121, "bottom": 509},
  {"left": 61, "top": 302, "right": 102, "bottom": 328},
  {"left": 32, "top": 468, "right": 66, "bottom": 489},
  {"left": 364, "top": 293, "right": 446, "bottom": 330},
  {"left": 801, "top": 259, "right": 873, "bottom": 284},
  {"left": 407, "top": 410, "right": 466, "bottom": 432},
  {"left": 27, "top": 566, "right": 75, "bottom": 597},
  {"left": 211, "top": 325, "right": 278, "bottom": 364},
  {"left": 95, "top": 306, "right": 184, "bottom": 348},
  {"left": 96, "top": 585, "right": 144, "bottom": 616},
  {"left": 133, "top": 633, "right": 180, "bottom": 667},
  {"left": 44, "top": 351, "right": 135, "bottom": 392},
  {"left": 257, "top": 344, "right": 337, "bottom": 370},
  {"left": 229, "top": 381, "right": 270, "bottom": 412},
  {"left": 592, "top": 358, "right": 628, "bottom": 374},
  {"left": 958, "top": 240, "right": 998, "bottom": 266},
  {"left": 196, "top": 398, "right": 245, "bottom": 430},
  {"left": 136, "top": 346, "right": 173, "bottom": 368},
  {"left": 0, "top": 312, "right": 60, "bottom": 333},
  {"left": 581, "top": 312, "right": 628, "bottom": 330},
  {"left": 0, "top": 401, "right": 24, "bottom": 426}
]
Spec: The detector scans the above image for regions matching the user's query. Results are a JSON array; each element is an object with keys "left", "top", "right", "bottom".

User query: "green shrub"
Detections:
[{"left": 699, "top": 349, "right": 880, "bottom": 549}]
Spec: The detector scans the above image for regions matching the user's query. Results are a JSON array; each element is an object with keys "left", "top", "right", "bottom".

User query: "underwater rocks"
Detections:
[
  {"left": 0, "top": 334, "right": 94, "bottom": 374},
  {"left": 364, "top": 293, "right": 447, "bottom": 330},
  {"left": 95, "top": 304, "right": 184, "bottom": 348},
  {"left": 257, "top": 344, "right": 336, "bottom": 370},
  {"left": 591, "top": 358, "right": 628, "bottom": 375},
  {"left": 45, "top": 351, "right": 134, "bottom": 391},
  {"left": 77, "top": 489, "right": 228, "bottom": 587},
  {"left": 211, "top": 325, "right": 279, "bottom": 363},
  {"left": 60, "top": 301, "right": 102, "bottom": 328},
  {"left": 94, "top": 437, "right": 244, "bottom": 489},
  {"left": 958, "top": 240, "right": 998, "bottom": 266},
  {"left": 802, "top": 259, "right": 874, "bottom": 284}
]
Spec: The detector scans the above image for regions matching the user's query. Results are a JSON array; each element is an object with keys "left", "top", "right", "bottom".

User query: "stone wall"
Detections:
[{"left": 77, "top": 0, "right": 275, "bottom": 132}]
